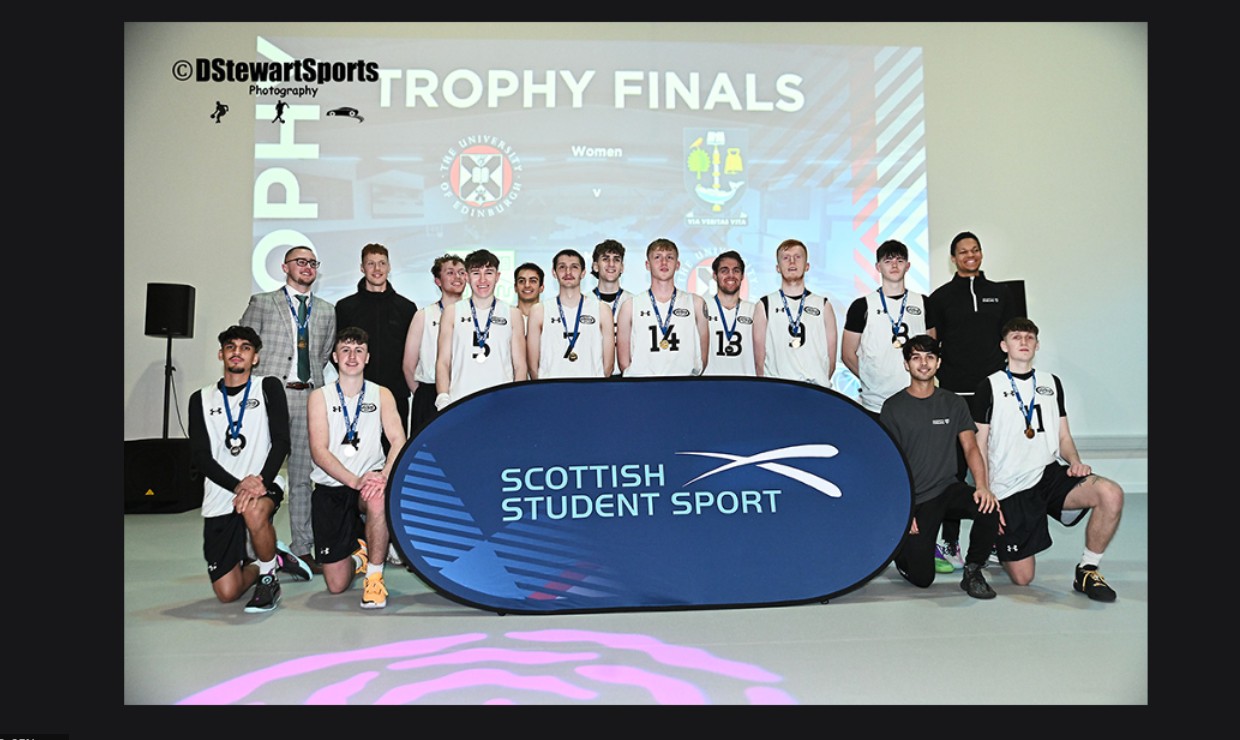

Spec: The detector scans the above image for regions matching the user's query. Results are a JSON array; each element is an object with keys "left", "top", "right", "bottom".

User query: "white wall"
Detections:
[{"left": 125, "top": 22, "right": 1147, "bottom": 489}]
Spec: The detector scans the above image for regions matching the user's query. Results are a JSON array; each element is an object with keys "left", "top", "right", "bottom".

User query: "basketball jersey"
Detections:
[
  {"left": 762, "top": 291, "right": 834, "bottom": 388},
  {"left": 448, "top": 297, "right": 516, "bottom": 400},
  {"left": 413, "top": 301, "right": 444, "bottom": 385},
  {"left": 538, "top": 294, "right": 607, "bottom": 378},
  {"left": 310, "top": 380, "right": 387, "bottom": 486},
  {"left": 855, "top": 290, "right": 928, "bottom": 412},
  {"left": 596, "top": 288, "right": 633, "bottom": 376},
  {"left": 977, "top": 368, "right": 1066, "bottom": 499},
  {"left": 625, "top": 290, "right": 703, "bottom": 377},
  {"left": 197, "top": 376, "right": 276, "bottom": 518},
  {"left": 702, "top": 296, "right": 758, "bottom": 376}
]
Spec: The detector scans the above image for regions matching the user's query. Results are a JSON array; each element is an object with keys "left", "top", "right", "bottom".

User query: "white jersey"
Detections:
[
  {"left": 310, "top": 380, "right": 387, "bottom": 486},
  {"left": 197, "top": 376, "right": 277, "bottom": 518},
  {"left": 413, "top": 301, "right": 444, "bottom": 385},
  {"left": 595, "top": 288, "right": 633, "bottom": 376},
  {"left": 979, "top": 368, "right": 1065, "bottom": 499},
  {"left": 855, "top": 290, "right": 928, "bottom": 412},
  {"left": 448, "top": 297, "right": 516, "bottom": 400},
  {"left": 625, "top": 289, "right": 703, "bottom": 377},
  {"left": 702, "top": 295, "right": 758, "bottom": 376},
  {"left": 763, "top": 290, "right": 834, "bottom": 388},
  {"left": 538, "top": 294, "right": 607, "bottom": 378}
]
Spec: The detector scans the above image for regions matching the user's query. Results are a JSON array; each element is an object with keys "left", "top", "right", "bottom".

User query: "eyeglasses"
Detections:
[{"left": 285, "top": 258, "right": 321, "bottom": 269}]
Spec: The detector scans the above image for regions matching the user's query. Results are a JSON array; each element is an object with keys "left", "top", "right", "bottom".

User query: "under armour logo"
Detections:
[
  {"left": 209, "top": 408, "right": 223, "bottom": 415},
  {"left": 676, "top": 444, "right": 842, "bottom": 498}
]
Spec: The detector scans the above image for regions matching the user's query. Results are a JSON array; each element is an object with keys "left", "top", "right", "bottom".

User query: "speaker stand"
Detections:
[{"left": 162, "top": 334, "right": 173, "bottom": 440}]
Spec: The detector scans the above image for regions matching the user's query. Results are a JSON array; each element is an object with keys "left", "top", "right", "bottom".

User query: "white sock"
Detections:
[
  {"left": 258, "top": 557, "right": 277, "bottom": 575},
  {"left": 366, "top": 562, "right": 384, "bottom": 577},
  {"left": 1080, "top": 548, "right": 1103, "bottom": 568}
]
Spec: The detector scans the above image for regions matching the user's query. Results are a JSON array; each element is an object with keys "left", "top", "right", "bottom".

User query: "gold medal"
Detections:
[
  {"left": 892, "top": 336, "right": 904, "bottom": 348},
  {"left": 568, "top": 351, "right": 578, "bottom": 362},
  {"left": 1024, "top": 427, "right": 1035, "bottom": 439},
  {"left": 789, "top": 335, "right": 803, "bottom": 349},
  {"left": 659, "top": 339, "right": 670, "bottom": 350}
]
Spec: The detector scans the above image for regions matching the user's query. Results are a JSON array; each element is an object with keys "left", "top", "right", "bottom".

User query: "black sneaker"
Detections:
[
  {"left": 1073, "top": 564, "right": 1117, "bottom": 602},
  {"left": 275, "top": 542, "right": 314, "bottom": 582},
  {"left": 244, "top": 572, "right": 281, "bottom": 613},
  {"left": 960, "top": 563, "right": 996, "bottom": 599}
]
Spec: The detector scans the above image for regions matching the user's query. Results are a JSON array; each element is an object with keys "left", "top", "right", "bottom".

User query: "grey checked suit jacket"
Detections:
[{"left": 240, "top": 288, "right": 337, "bottom": 387}]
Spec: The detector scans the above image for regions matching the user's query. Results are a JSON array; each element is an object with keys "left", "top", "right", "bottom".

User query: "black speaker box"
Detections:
[
  {"left": 998, "top": 279, "right": 1028, "bottom": 318},
  {"left": 145, "top": 283, "right": 196, "bottom": 338},
  {"left": 124, "top": 438, "right": 202, "bottom": 514}
]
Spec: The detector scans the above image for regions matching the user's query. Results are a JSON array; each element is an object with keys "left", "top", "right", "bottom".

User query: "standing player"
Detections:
[
  {"left": 307, "top": 327, "right": 407, "bottom": 609},
  {"left": 402, "top": 254, "right": 466, "bottom": 436},
  {"left": 527, "top": 248, "right": 615, "bottom": 378},
  {"left": 616, "top": 237, "right": 710, "bottom": 377},
  {"left": 842, "top": 239, "right": 932, "bottom": 417},
  {"left": 927, "top": 230, "right": 1019, "bottom": 569},
  {"left": 187, "top": 325, "right": 313, "bottom": 614},
  {"left": 701, "top": 250, "right": 766, "bottom": 376},
  {"left": 591, "top": 239, "right": 634, "bottom": 376},
  {"left": 973, "top": 318, "right": 1125, "bottom": 601},
  {"left": 514, "top": 262, "right": 545, "bottom": 334},
  {"left": 760, "top": 238, "right": 838, "bottom": 388},
  {"left": 435, "top": 249, "right": 528, "bottom": 409}
]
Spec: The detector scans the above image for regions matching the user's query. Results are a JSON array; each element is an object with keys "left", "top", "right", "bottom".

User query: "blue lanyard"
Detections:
[
  {"left": 557, "top": 295, "right": 584, "bottom": 352},
  {"left": 335, "top": 381, "right": 365, "bottom": 443},
  {"left": 469, "top": 298, "right": 497, "bottom": 349},
  {"left": 1004, "top": 366, "right": 1038, "bottom": 435},
  {"left": 219, "top": 378, "right": 252, "bottom": 441},
  {"left": 648, "top": 288, "right": 677, "bottom": 341},
  {"left": 714, "top": 294, "right": 738, "bottom": 342}
]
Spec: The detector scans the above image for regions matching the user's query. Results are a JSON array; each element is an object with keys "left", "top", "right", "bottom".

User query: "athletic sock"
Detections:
[
  {"left": 1079, "top": 548, "right": 1103, "bottom": 569},
  {"left": 258, "top": 557, "right": 277, "bottom": 575},
  {"left": 366, "top": 562, "right": 384, "bottom": 577}
]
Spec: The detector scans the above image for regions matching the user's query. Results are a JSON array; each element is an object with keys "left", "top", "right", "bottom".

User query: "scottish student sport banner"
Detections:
[{"left": 388, "top": 377, "right": 913, "bottom": 614}]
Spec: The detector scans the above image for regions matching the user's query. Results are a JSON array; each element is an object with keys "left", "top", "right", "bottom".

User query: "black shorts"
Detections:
[
  {"left": 201, "top": 490, "right": 282, "bottom": 582},
  {"left": 995, "top": 462, "right": 1088, "bottom": 562},
  {"left": 312, "top": 483, "right": 364, "bottom": 564}
]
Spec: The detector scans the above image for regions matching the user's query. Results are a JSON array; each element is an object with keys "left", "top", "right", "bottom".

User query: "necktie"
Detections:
[{"left": 296, "top": 295, "right": 310, "bottom": 382}]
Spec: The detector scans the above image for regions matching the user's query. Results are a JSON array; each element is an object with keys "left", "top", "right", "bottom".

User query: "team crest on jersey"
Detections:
[
  {"left": 737, "top": 315, "right": 753, "bottom": 324},
  {"left": 906, "top": 306, "right": 922, "bottom": 315},
  {"left": 361, "top": 403, "right": 378, "bottom": 413},
  {"left": 804, "top": 306, "right": 821, "bottom": 316},
  {"left": 673, "top": 308, "right": 691, "bottom": 317},
  {"left": 492, "top": 316, "right": 509, "bottom": 326},
  {"left": 684, "top": 128, "right": 749, "bottom": 225},
  {"left": 1036, "top": 386, "right": 1054, "bottom": 395},
  {"left": 440, "top": 135, "right": 524, "bottom": 218},
  {"left": 580, "top": 315, "right": 597, "bottom": 325}
]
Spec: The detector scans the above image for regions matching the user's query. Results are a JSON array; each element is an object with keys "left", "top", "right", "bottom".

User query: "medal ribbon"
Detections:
[
  {"left": 879, "top": 289, "right": 909, "bottom": 342},
  {"left": 648, "top": 288, "right": 677, "bottom": 343},
  {"left": 469, "top": 298, "right": 497, "bottom": 351},
  {"left": 283, "top": 287, "right": 312, "bottom": 331},
  {"left": 335, "top": 382, "right": 365, "bottom": 445},
  {"left": 1004, "top": 366, "right": 1038, "bottom": 433},
  {"left": 594, "top": 287, "right": 622, "bottom": 317},
  {"left": 714, "top": 294, "right": 738, "bottom": 342},
  {"left": 557, "top": 295, "right": 584, "bottom": 354},
  {"left": 779, "top": 289, "right": 806, "bottom": 336},
  {"left": 219, "top": 377, "right": 252, "bottom": 444}
]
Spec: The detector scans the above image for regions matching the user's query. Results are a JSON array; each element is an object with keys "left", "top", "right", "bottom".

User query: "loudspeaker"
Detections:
[
  {"left": 998, "top": 279, "right": 1028, "bottom": 317},
  {"left": 124, "top": 438, "right": 202, "bottom": 514},
  {"left": 145, "top": 283, "right": 196, "bottom": 338}
]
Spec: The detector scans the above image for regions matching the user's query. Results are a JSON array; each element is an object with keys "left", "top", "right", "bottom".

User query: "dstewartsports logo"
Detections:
[{"left": 440, "top": 135, "right": 524, "bottom": 218}]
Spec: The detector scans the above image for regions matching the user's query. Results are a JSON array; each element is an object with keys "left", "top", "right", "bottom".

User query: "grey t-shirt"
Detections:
[{"left": 879, "top": 387, "right": 976, "bottom": 504}]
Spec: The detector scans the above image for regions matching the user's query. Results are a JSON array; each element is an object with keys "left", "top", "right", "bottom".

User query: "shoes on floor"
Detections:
[
  {"left": 386, "top": 542, "right": 404, "bottom": 567},
  {"left": 275, "top": 541, "right": 313, "bottom": 582},
  {"left": 244, "top": 572, "right": 281, "bottom": 613},
  {"left": 940, "top": 539, "right": 965, "bottom": 570},
  {"left": 933, "top": 544, "right": 955, "bottom": 574},
  {"left": 960, "top": 563, "right": 996, "bottom": 600},
  {"left": 1073, "top": 564, "right": 1117, "bottom": 602},
  {"left": 296, "top": 552, "right": 324, "bottom": 575},
  {"left": 361, "top": 571, "right": 388, "bottom": 609},
  {"left": 353, "top": 539, "right": 368, "bottom": 575}
]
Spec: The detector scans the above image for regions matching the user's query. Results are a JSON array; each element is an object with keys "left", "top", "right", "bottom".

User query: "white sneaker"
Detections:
[
  {"left": 941, "top": 540, "right": 965, "bottom": 571},
  {"left": 386, "top": 543, "right": 404, "bottom": 566}
]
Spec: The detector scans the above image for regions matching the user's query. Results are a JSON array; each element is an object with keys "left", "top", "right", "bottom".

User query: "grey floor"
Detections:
[{"left": 124, "top": 493, "right": 1147, "bottom": 706}]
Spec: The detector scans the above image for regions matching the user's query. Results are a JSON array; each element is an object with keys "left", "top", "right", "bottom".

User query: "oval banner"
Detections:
[{"left": 388, "top": 377, "right": 912, "bottom": 614}]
